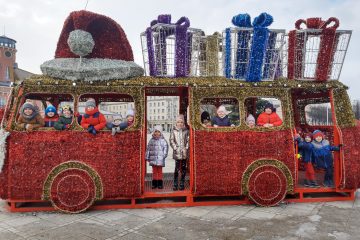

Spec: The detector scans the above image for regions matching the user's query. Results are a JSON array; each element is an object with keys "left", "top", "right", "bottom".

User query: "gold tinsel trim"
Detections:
[
  {"left": 191, "top": 86, "right": 292, "bottom": 132},
  {"left": 12, "top": 75, "right": 352, "bottom": 132},
  {"left": 333, "top": 88, "right": 356, "bottom": 128},
  {"left": 241, "top": 159, "right": 294, "bottom": 195},
  {"left": 42, "top": 161, "right": 103, "bottom": 201}
]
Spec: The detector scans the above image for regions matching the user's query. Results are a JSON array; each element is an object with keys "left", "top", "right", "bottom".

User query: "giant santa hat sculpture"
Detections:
[{"left": 41, "top": 10, "right": 144, "bottom": 81}]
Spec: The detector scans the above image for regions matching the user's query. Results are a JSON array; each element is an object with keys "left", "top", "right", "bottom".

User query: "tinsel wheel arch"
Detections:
[
  {"left": 241, "top": 159, "right": 294, "bottom": 206},
  {"left": 42, "top": 161, "right": 103, "bottom": 213}
]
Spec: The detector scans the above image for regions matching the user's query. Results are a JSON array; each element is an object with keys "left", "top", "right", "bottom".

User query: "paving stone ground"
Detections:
[{"left": 1, "top": 190, "right": 360, "bottom": 240}]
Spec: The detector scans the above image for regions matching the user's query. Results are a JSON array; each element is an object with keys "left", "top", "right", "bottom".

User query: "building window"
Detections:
[
  {"left": 162, "top": 109, "right": 164, "bottom": 113},
  {"left": 162, "top": 116, "right": 164, "bottom": 120},
  {"left": 5, "top": 66, "right": 10, "bottom": 80}
]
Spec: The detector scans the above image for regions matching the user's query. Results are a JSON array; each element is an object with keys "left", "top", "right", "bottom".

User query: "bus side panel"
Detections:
[
  {"left": 193, "top": 130, "right": 295, "bottom": 196},
  {"left": 341, "top": 121, "right": 360, "bottom": 189},
  {"left": 7, "top": 130, "right": 142, "bottom": 200}
]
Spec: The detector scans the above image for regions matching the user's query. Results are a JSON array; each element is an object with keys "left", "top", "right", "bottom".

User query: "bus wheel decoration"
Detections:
[
  {"left": 40, "top": 10, "right": 144, "bottom": 81},
  {"left": 43, "top": 161, "right": 103, "bottom": 213},
  {"left": 242, "top": 160, "right": 293, "bottom": 206}
]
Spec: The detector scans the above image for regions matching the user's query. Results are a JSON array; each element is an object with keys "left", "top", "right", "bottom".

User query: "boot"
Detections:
[
  {"left": 173, "top": 180, "right": 178, "bottom": 191},
  {"left": 304, "top": 179, "right": 312, "bottom": 187},
  {"left": 310, "top": 181, "right": 320, "bottom": 188},
  {"left": 158, "top": 180, "right": 163, "bottom": 189},
  {"left": 152, "top": 180, "right": 157, "bottom": 189},
  {"left": 179, "top": 180, "right": 185, "bottom": 190}
]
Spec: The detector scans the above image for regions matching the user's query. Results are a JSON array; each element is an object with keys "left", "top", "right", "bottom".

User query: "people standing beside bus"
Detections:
[
  {"left": 212, "top": 105, "right": 234, "bottom": 127},
  {"left": 80, "top": 98, "right": 107, "bottom": 135},
  {"left": 257, "top": 103, "right": 282, "bottom": 127},
  {"left": 54, "top": 105, "right": 73, "bottom": 130},
  {"left": 169, "top": 115, "right": 189, "bottom": 191},
  {"left": 44, "top": 105, "right": 59, "bottom": 128},
  {"left": 146, "top": 125, "right": 169, "bottom": 189},
  {"left": 295, "top": 132, "right": 320, "bottom": 188},
  {"left": 17, "top": 101, "right": 45, "bottom": 132},
  {"left": 311, "top": 130, "right": 341, "bottom": 188}
]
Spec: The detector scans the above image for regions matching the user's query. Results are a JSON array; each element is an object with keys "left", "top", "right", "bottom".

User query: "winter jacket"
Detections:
[
  {"left": 296, "top": 137, "right": 314, "bottom": 163},
  {"left": 257, "top": 112, "right": 282, "bottom": 126},
  {"left": 44, "top": 116, "right": 59, "bottom": 127},
  {"left": 146, "top": 136, "right": 169, "bottom": 167},
  {"left": 80, "top": 107, "right": 106, "bottom": 131},
  {"left": 17, "top": 114, "right": 45, "bottom": 130},
  {"left": 212, "top": 115, "right": 231, "bottom": 126},
  {"left": 311, "top": 139, "right": 340, "bottom": 169},
  {"left": 169, "top": 126, "right": 189, "bottom": 160},
  {"left": 54, "top": 116, "right": 73, "bottom": 130}
]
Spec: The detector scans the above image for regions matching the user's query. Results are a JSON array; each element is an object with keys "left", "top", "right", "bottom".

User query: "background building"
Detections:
[
  {"left": 0, "top": 35, "right": 33, "bottom": 106},
  {"left": 147, "top": 96, "right": 179, "bottom": 132}
]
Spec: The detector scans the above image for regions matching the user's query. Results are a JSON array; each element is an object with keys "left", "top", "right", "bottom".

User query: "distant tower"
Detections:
[
  {"left": 0, "top": 35, "right": 17, "bottom": 83},
  {"left": 0, "top": 35, "right": 17, "bottom": 106}
]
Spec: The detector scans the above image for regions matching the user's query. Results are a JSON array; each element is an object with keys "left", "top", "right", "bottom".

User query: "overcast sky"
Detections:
[{"left": 1, "top": 0, "right": 359, "bottom": 99}]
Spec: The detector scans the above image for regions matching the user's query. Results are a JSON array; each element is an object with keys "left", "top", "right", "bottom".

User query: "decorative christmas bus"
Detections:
[{"left": 0, "top": 10, "right": 358, "bottom": 213}]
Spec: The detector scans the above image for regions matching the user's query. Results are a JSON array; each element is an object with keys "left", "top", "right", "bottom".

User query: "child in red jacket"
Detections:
[
  {"left": 80, "top": 98, "right": 106, "bottom": 135},
  {"left": 257, "top": 103, "right": 282, "bottom": 127}
]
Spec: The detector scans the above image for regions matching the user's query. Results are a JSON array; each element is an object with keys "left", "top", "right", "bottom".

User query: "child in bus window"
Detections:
[
  {"left": 169, "top": 114, "right": 189, "bottom": 191},
  {"left": 201, "top": 111, "right": 211, "bottom": 127},
  {"left": 246, "top": 114, "right": 256, "bottom": 128},
  {"left": 80, "top": 98, "right": 107, "bottom": 135},
  {"left": 146, "top": 125, "right": 168, "bottom": 189},
  {"left": 44, "top": 105, "right": 59, "bottom": 128},
  {"left": 17, "top": 101, "right": 45, "bottom": 132},
  {"left": 106, "top": 114, "right": 123, "bottom": 135},
  {"left": 54, "top": 105, "right": 73, "bottom": 130},
  {"left": 295, "top": 132, "right": 320, "bottom": 188},
  {"left": 212, "top": 105, "right": 234, "bottom": 127},
  {"left": 257, "top": 103, "right": 282, "bottom": 127},
  {"left": 311, "top": 130, "right": 341, "bottom": 188}
]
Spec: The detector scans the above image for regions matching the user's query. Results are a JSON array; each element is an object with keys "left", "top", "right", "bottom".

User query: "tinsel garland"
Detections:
[
  {"left": 262, "top": 31, "right": 277, "bottom": 79},
  {"left": 333, "top": 88, "right": 356, "bottom": 127},
  {"left": 225, "top": 13, "right": 274, "bottom": 81},
  {"left": 5, "top": 130, "right": 142, "bottom": 202},
  {"left": 241, "top": 159, "right": 293, "bottom": 195},
  {"left": 55, "top": 10, "right": 133, "bottom": 61},
  {"left": 246, "top": 13, "right": 273, "bottom": 82},
  {"left": 225, "top": 28, "right": 232, "bottom": 78},
  {"left": 146, "top": 15, "right": 171, "bottom": 76},
  {"left": 232, "top": 14, "right": 251, "bottom": 79},
  {"left": 315, "top": 17, "right": 339, "bottom": 81},
  {"left": 193, "top": 130, "right": 295, "bottom": 197},
  {"left": 175, "top": 17, "right": 190, "bottom": 77},
  {"left": 146, "top": 15, "right": 190, "bottom": 77},
  {"left": 43, "top": 161, "right": 103, "bottom": 213},
  {"left": 205, "top": 33, "right": 221, "bottom": 76},
  {"left": 340, "top": 121, "right": 360, "bottom": 189},
  {"left": 287, "top": 17, "right": 340, "bottom": 81}
]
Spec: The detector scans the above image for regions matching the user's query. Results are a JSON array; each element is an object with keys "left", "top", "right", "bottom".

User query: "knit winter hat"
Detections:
[
  {"left": 217, "top": 105, "right": 232, "bottom": 115},
  {"left": 45, "top": 105, "right": 57, "bottom": 115},
  {"left": 61, "top": 105, "right": 73, "bottom": 113},
  {"left": 40, "top": 10, "right": 144, "bottom": 81},
  {"left": 304, "top": 132, "right": 313, "bottom": 139},
  {"left": 113, "top": 114, "right": 122, "bottom": 121},
  {"left": 153, "top": 125, "right": 163, "bottom": 134},
  {"left": 126, "top": 109, "right": 135, "bottom": 117},
  {"left": 264, "top": 102, "right": 275, "bottom": 112},
  {"left": 312, "top": 130, "right": 324, "bottom": 139},
  {"left": 176, "top": 114, "right": 185, "bottom": 122},
  {"left": 21, "top": 101, "right": 37, "bottom": 113},
  {"left": 246, "top": 114, "right": 255, "bottom": 124},
  {"left": 201, "top": 111, "right": 211, "bottom": 123},
  {"left": 85, "top": 98, "right": 96, "bottom": 108}
]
